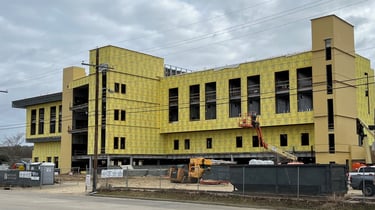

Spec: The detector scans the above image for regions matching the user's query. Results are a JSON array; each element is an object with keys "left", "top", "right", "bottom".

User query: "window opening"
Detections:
[{"left": 229, "top": 78, "right": 241, "bottom": 117}]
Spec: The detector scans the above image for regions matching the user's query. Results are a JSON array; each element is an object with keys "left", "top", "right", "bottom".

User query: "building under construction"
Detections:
[{"left": 12, "top": 15, "right": 375, "bottom": 173}]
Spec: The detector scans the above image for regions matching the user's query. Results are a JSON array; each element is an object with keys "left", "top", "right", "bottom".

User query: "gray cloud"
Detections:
[{"left": 0, "top": 0, "right": 374, "bottom": 140}]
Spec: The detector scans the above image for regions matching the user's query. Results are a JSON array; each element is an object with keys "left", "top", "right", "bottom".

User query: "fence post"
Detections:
[
  {"left": 242, "top": 166, "right": 245, "bottom": 195},
  {"left": 197, "top": 176, "right": 200, "bottom": 191},
  {"left": 39, "top": 169, "right": 42, "bottom": 189},
  {"left": 125, "top": 168, "right": 128, "bottom": 188},
  {"left": 159, "top": 166, "right": 162, "bottom": 189},
  {"left": 297, "top": 166, "right": 300, "bottom": 198}
]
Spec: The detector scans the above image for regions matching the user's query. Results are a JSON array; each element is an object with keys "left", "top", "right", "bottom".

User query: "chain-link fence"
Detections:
[
  {"left": 87, "top": 164, "right": 347, "bottom": 197},
  {"left": 54, "top": 168, "right": 85, "bottom": 189},
  {"left": 5, "top": 164, "right": 347, "bottom": 198},
  {"left": 86, "top": 165, "right": 233, "bottom": 193},
  {"left": 229, "top": 164, "right": 348, "bottom": 197}
]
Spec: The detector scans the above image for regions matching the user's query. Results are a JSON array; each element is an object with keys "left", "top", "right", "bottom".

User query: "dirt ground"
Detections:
[{"left": 10, "top": 175, "right": 375, "bottom": 210}]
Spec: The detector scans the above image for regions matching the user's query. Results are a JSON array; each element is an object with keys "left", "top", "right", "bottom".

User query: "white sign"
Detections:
[
  {"left": 85, "top": 174, "right": 91, "bottom": 187},
  {"left": 101, "top": 169, "right": 123, "bottom": 178},
  {"left": 19, "top": 171, "right": 32, "bottom": 179},
  {"left": 31, "top": 176, "right": 40, "bottom": 181}
]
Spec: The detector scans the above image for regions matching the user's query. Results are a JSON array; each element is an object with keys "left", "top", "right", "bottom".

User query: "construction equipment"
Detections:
[
  {"left": 239, "top": 113, "right": 298, "bottom": 162},
  {"left": 169, "top": 157, "right": 236, "bottom": 183},
  {"left": 357, "top": 118, "right": 375, "bottom": 164}
]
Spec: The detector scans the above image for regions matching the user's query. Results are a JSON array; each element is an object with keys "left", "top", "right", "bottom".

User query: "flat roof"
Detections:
[{"left": 12, "top": 92, "right": 62, "bottom": 109}]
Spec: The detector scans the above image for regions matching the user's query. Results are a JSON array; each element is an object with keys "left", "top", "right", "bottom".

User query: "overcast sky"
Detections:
[{"left": 0, "top": 0, "right": 374, "bottom": 142}]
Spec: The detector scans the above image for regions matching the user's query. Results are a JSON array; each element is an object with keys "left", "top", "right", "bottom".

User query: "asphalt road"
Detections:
[{"left": 0, "top": 189, "right": 269, "bottom": 210}]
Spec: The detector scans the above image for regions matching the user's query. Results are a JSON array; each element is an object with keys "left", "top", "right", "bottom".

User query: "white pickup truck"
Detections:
[{"left": 348, "top": 166, "right": 375, "bottom": 183}]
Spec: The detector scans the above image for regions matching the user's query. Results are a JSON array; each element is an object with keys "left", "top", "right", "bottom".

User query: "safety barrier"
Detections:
[{"left": 229, "top": 164, "right": 347, "bottom": 197}]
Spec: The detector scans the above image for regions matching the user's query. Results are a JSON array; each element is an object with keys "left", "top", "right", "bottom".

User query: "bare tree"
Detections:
[
  {"left": 0, "top": 133, "right": 28, "bottom": 164},
  {"left": 2, "top": 133, "right": 25, "bottom": 147}
]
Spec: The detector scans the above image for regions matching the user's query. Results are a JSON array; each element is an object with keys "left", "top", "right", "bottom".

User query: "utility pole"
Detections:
[
  {"left": 93, "top": 48, "right": 99, "bottom": 192},
  {"left": 365, "top": 72, "right": 370, "bottom": 114},
  {"left": 82, "top": 48, "right": 113, "bottom": 193},
  {"left": 82, "top": 48, "right": 99, "bottom": 193}
]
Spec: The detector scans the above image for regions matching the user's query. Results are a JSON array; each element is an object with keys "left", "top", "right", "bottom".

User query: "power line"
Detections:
[
  {"left": 1, "top": 78, "right": 373, "bottom": 131},
  {"left": 2, "top": 3, "right": 373, "bottom": 128},
  {"left": 1, "top": 43, "right": 373, "bottom": 113},
  {"left": 139, "top": 0, "right": 330, "bottom": 54},
  {"left": 110, "top": 0, "right": 274, "bottom": 47},
  {"left": 3, "top": 47, "right": 374, "bottom": 120},
  {"left": 158, "top": 0, "right": 369, "bottom": 59},
  {"left": 0, "top": 1, "right": 273, "bottom": 89},
  {"left": 1, "top": 0, "right": 370, "bottom": 88}
]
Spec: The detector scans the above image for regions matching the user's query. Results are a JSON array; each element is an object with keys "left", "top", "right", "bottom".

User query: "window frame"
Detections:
[
  {"left": 50, "top": 106, "right": 56, "bottom": 133},
  {"left": 114, "top": 137, "right": 119, "bottom": 149},
  {"left": 114, "top": 109, "right": 119, "bottom": 121},
  {"left": 38, "top": 108, "right": 45, "bottom": 134},
  {"left": 121, "top": 84, "right": 126, "bottom": 94},
  {"left": 121, "top": 110, "right": 126, "bottom": 121},
  {"left": 173, "top": 139, "right": 179, "bottom": 150},
  {"left": 184, "top": 139, "right": 190, "bottom": 150},
  {"left": 301, "top": 133, "right": 309, "bottom": 146},
  {"left": 206, "top": 138, "right": 213, "bottom": 149},
  {"left": 114, "top": 83, "right": 120, "bottom": 93},
  {"left": 120, "top": 137, "right": 125, "bottom": 149},
  {"left": 280, "top": 134, "right": 288, "bottom": 147},
  {"left": 236, "top": 136, "right": 243, "bottom": 148}
]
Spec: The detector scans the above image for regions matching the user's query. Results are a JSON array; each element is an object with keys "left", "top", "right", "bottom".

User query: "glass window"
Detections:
[{"left": 360, "top": 167, "right": 375, "bottom": 173}]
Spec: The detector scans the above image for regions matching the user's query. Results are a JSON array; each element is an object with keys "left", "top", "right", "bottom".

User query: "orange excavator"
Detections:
[{"left": 239, "top": 112, "right": 298, "bottom": 162}]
